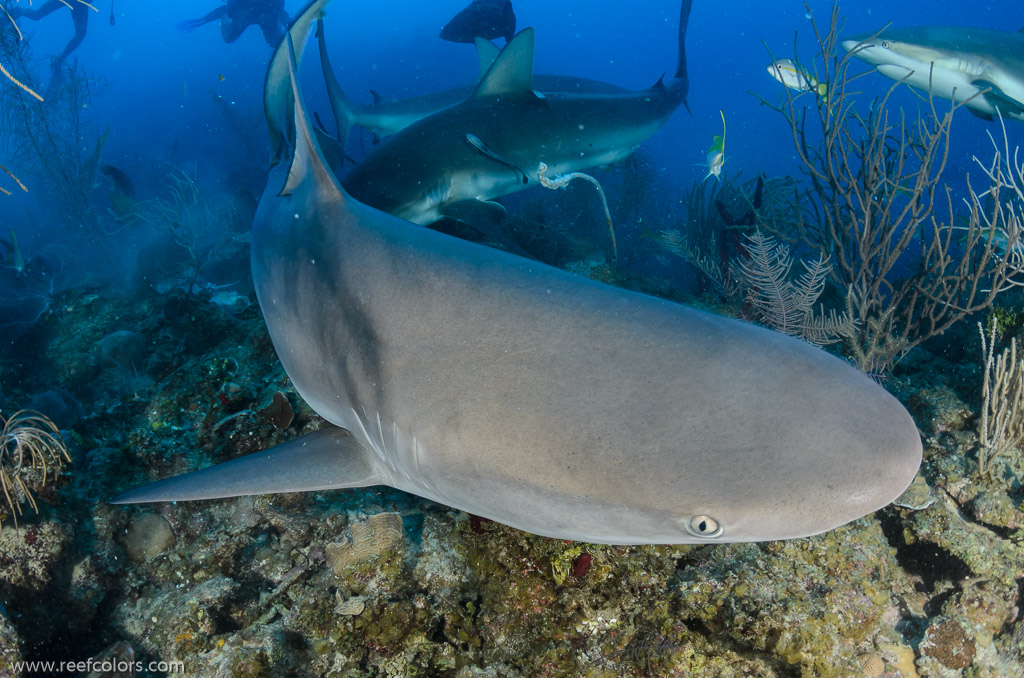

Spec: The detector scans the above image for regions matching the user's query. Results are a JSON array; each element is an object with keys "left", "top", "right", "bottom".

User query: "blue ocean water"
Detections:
[{"left": 6, "top": 0, "right": 1018, "bottom": 263}]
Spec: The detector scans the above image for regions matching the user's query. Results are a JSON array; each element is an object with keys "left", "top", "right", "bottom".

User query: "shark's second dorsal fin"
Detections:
[
  {"left": 282, "top": 33, "right": 341, "bottom": 199},
  {"left": 474, "top": 37, "right": 501, "bottom": 83},
  {"left": 474, "top": 28, "right": 535, "bottom": 98}
]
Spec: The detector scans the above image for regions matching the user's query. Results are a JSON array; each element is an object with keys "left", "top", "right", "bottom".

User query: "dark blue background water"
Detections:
[{"left": 5, "top": 0, "right": 1022, "bottom": 276}]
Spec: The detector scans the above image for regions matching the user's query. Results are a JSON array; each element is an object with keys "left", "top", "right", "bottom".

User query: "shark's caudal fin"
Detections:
[
  {"left": 676, "top": 0, "right": 692, "bottom": 112},
  {"left": 474, "top": 28, "right": 536, "bottom": 98},
  {"left": 317, "top": 19, "right": 356, "bottom": 157},
  {"left": 110, "top": 427, "right": 382, "bottom": 503},
  {"left": 264, "top": 0, "right": 329, "bottom": 166}
]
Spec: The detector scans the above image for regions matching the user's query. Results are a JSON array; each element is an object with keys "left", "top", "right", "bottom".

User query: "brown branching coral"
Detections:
[
  {"left": 0, "top": 410, "right": 71, "bottom": 530},
  {"left": 759, "top": 3, "right": 1024, "bottom": 371},
  {"left": 977, "top": 320, "right": 1024, "bottom": 476},
  {"left": 134, "top": 165, "right": 243, "bottom": 293},
  {"left": 0, "top": 162, "right": 27, "bottom": 195}
]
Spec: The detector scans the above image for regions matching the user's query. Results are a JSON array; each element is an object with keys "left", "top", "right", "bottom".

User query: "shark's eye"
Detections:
[
  {"left": 686, "top": 515, "right": 723, "bottom": 538},
  {"left": 881, "top": 40, "right": 892, "bottom": 49}
]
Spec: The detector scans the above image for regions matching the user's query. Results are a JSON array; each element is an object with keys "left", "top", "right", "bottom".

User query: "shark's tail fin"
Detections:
[
  {"left": 675, "top": 0, "right": 692, "bottom": 112},
  {"left": 264, "top": 0, "right": 329, "bottom": 167},
  {"left": 318, "top": 19, "right": 357, "bottom": 161}
]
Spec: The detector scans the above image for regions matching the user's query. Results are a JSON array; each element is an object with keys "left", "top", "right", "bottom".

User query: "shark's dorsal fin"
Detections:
[
  {"left": 370, "top": 89, "right": 384, "bottom": 105},
  {"left": 474, "top": 27, "right": 535, "bottom": 98},
  {"left": 265, "top": 0, "right": 329, "bottom": 166},
  {"left": 474, "top": 37, "right": 501, "bottom": 82},
  {"left": 282, "top": 33, "right": 341, "bottom": 199}
]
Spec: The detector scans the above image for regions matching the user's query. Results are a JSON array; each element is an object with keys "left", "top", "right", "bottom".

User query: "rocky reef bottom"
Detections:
[{"left": 0, "top": 287, "right": 1022, "bottom": 678}]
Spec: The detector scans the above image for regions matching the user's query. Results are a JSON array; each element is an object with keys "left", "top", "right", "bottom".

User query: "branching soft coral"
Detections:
[{"left": 0, "top": 410, "right": 70, "bottom": 530}]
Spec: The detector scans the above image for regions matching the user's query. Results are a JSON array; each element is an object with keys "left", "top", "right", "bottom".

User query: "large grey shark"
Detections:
[
  {"left": 112, "top": 0, "right": 923, "bottom": 545},
  {"left": 338, "top": 1, "right": 693, "bottom": 228},
  {"left": 843, "top": 25, "right": 1024, "bottom": 121},
  {"left": 319, "top": 33, "right": 629, "bottom": 151}
]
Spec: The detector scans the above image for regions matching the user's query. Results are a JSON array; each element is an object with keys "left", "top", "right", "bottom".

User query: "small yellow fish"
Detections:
[
  {"left": 218, "top": 74, "right": 225, "bottom": 82},
  {"left": 767, "top": 59, "right": 828, "bottom": 98},
  {"left": 705, "top": 111, "right": 726, "bottom": 181}
]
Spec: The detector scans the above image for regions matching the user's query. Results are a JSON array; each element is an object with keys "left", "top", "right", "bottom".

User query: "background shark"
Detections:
[
  {"left": 340, "top": 0, "right": 692, "bottom": 231},
  {"left": 319, "top": 33, "right": 631, "bottom": 152},
  {"left": 844, "top": 25, "right": 1024, "bottom": 121},
  {"left": 439, "top": 0, "right": 516, "bottom": 44}
]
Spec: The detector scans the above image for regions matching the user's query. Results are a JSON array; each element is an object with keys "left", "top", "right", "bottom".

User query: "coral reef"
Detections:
[{"left": 0, "top": 244, "right": 1019, "bottom": 678}]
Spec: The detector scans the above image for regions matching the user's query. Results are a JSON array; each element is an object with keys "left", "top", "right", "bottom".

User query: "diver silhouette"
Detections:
[
  {"left": 8, "top": 1, "right": 92, "bottom": 77},
  {"left": 177, "top": 0, "right": 291, "bottom": 46}
]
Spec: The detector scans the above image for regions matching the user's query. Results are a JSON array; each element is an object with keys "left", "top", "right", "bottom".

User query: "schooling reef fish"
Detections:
[
  {"left": 440, "top": 0, "right": 515, "bottom": 44},
  {"left": 112, "top": 0, "right": 922, "bottom": 545},
  {"left": 843, "top": 25, "right": 1024, "bottom": 121},
  {"left": 340, "top": 0, "right": 694, "bottom": 231}
]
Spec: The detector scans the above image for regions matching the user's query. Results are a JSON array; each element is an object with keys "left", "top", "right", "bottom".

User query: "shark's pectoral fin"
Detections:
[
  {"left": 110, "top": 427, "right": 385, "bottom": 504},
  {"left": 967, "top": 107, "right": 995, "bottom": 121},
  {"left": 464, "top": 133, "right": 529, "bottom": 185},
  {"left": 971, "top": 79, "right": 1024, "bottom": 119},
  {"left": 440, "top": 198, "right": 508, "bottom": 232}
]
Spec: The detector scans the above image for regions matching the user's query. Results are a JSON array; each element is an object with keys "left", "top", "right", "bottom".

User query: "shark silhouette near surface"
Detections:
[
  {"left": 112, "top": 0, "right": 923, "bottom": 545},
  {"left": 844, "top": 25, "right": 1024, "bottom": 121},
  {"left": 440, "top": 0, "right": 516, "bottom": 44},
  {"left": 340, "top": 1, "right": 693, "bottom": 230}
]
